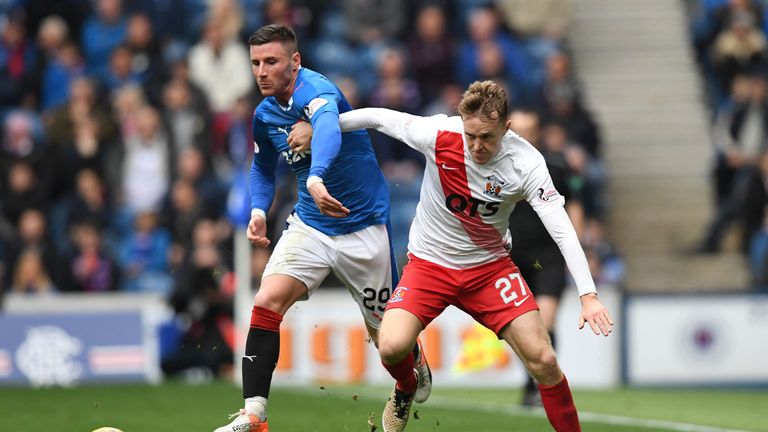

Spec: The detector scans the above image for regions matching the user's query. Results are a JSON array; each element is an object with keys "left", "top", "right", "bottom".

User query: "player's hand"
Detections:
[
  {"left": 247, "top": 213, "right": 271, "bottom": 247},
  {"left": 578, "top": 293, "right": 613, "bottom": 336},
  {"left": 308, "top": 181, "right": 350, "bottom": 218},
  {"left": 288, "top": 121, "right": 313, "bottom": 153}
]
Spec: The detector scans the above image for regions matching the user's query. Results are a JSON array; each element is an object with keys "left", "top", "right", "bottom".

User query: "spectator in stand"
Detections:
[
  {"left": 457, "top": 7, "right": 538, "bottom": 104},
  {"left": 124, "top": 13, "right": 163, "bottom": 85},
  {"left": 188, "top": 17, "right": 253, "bottom": 153},
  {"left": 541, "top": 75, "right": 601, "bottom": 159},
  {"left": 164, "top": 178, "right": 208, "bottom": 252},
  {"left": 475, "top": 40, "right": 510, "bottom": 88},
  {"left": 80, "top": 0, "right": 127, "bottom": 77},
  {"left": 699, "top": 73, "right": 768, "bottom": 253},
  {"left": 369, "top": 47, "right": 421, "bottom": 113},
  {"left": 101, "top": 43, "right": 144, "bottom": 91},
  {"left": 408, "top": 5, "right": 455, "bottom": 103},
  {"left": 0, "top": 12, "right": 37, "bottom": 108},
  {"left": 65, "top": 168, "right": 112, "bottom": 234},
  {"left": 64, "top": 218, "right": 117, "bottom": 292},
  {"left": 161, "top": 77, "right": 212, "bottom": 157},
  {"left": 10, "top": 249, "right": 56, "bottom": 294},
  {"left": 208, "top": 0, "right": 244, "bottom": 42},
  {"left": 536, "top": 50, "right": 583, "bottom": 111},
  {"left": 176, "top": 146, "right": 226, "bottom": 212},
  {"left": 117, "top": 210, "right": 172, "bottom": 293},
  {"left": 40, "top": 40, "right": 84, "bottom": 111},
  {"left": 4, "top": 209, "right": 63, "bottom": 290},
  {"left": 1, "top": 110, "right": 46, "bottom": 166},
  {"left": 711, "top": 11, "right": 768, "bottom": 98},
  {"left": 422, "top": 83, "right": 463, "bottom": 117},
  {"left": 712, "top": 72, "right": 758, "bottom": 202},
  {"left": 220, "top": 95, "right": 256, "bottom": 177},
  {"left": 495, "top": 0, "right": 569, "bottom": 63},
  {"left": 118, "top": 104, "right": 172, "bottom": 216},
  {"left": 0, "top": 161, "right": 48, "bottom": 227},
  {"left": 541, "top": 121, "right": 607, "bottom": 221},
  {"left": 342, "top": 0, "right": 405, "bottom": 45},
  {"left": 47, "top": 81, "right": 115, "bottom": 203},
  {"left": 30, "top": 15, "right": 69, "bottom": 108}
]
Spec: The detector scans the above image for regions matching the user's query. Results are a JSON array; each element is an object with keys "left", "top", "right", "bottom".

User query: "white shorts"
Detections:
[{"left": 263, "top": 213, "right": 396, "bottom": 329}]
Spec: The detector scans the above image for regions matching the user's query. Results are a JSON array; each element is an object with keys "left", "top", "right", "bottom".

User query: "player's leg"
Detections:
[
  {"left": 500, "top": 312, "right": 580, "bottom": 432},
  {"left": 376, "top": 255, "right": 453, "bottom": 432},
  {"left": 214, "top": 215, "right": 333, "bottom": 432},
  {"left": 517, "top": 251, "right": 566, "bottom": 406},
  {"left": 455, "top": 257, "right": 580, "bottom": 432},
  {"left": 379, "top": 308, "right": 423, "bottom": 432},
  {"left": 334, "top": 223, "right": 433, "bottom": 403}
]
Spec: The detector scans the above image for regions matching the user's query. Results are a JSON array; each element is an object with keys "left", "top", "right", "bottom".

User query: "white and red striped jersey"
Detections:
[
  {"left": 339, "top": 108, "right": 597, "bottom": 296},
  {"left": 384, "top": 114, "right": 564, "bottom": 268}
]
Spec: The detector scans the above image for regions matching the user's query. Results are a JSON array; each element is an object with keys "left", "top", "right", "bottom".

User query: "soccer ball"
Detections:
[{"left": 91, "top": 428, "right": 125, "bottom": 432}]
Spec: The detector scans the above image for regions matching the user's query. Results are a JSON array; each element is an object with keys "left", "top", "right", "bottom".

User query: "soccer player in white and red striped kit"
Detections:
[{"left": 294, "top": 80, "right": 613, "bottom": 432}]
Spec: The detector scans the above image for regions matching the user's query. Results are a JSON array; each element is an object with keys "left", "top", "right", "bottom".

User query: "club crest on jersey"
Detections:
[
  {"left": 389, "top": 287, "right": 409, "bottom": 304},
  {"left": 537, "top": 187, "right": 560, "bottom": 202},
  {"left": 483, "top": 175, "right": 506, "bottom": 198},
  {"left": 304, "top": 98, "right": 328, "bottom": 119}
]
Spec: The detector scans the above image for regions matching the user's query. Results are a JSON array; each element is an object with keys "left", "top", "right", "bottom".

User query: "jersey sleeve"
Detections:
[
  {"left": 249, "top": 115, "right": 278, "bottom": 214},
  {"left": 292, "top": 76, "right": 343, "bottom": 180},
  {"left": 523, "top": 154, "right": 566, "bottom": 217},
  {"left": 338, "top": 108, "right": 444, "bottom": 155}
]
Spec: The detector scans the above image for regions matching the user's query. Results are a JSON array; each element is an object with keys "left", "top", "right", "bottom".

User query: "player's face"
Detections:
[
  {"left": 250, "top": 41, "right": 300, "bottom": 101},
  {"left": 462, "top": 115, "right": 509, "bottom": 164}
]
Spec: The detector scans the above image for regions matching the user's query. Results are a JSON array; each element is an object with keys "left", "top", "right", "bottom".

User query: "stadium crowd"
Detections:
[
  {"left": 0, "top": 0, "right": 622, "bottom": 376},
  {"left": 687, "top": 0, "right": 768, "bottom": 288}
]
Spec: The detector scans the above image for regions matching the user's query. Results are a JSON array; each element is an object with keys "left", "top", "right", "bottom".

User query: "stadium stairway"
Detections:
[{"left": 568, "top": 0, "right": 749, "bottom": 291}]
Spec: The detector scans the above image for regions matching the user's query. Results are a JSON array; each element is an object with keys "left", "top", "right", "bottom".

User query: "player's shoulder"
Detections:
[
  {"left": 502, "top": 130, "right": 546, "bottom": 172},
  {"left": 254, "top": 98, "right": 277, "bottom": 121},
  {"left": 441, "top": 115, "right": 464, "bottom": 133},
  {"left": 293, "top": 67, "right": 338, "bottom": 104}
]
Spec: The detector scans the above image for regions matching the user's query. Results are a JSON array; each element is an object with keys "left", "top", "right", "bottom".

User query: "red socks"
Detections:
[
  {"left": 538, "top": 375, "right": 581, "bottom": 432},
  {"left": 250, "top": 306, "right": 282, "bottom": 331},
  {"left": 382, "top": 352, "right": 418, "bottom": 393}
]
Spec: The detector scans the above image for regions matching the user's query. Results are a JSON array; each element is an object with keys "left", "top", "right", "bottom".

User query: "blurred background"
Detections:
[{"left": 0, "top": 0, "right": 766, "bottom": 430}]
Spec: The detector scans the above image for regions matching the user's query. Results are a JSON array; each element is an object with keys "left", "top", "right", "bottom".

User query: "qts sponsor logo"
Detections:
[{"left": 445, "top": 194, "right": 500, "bottom": 217}]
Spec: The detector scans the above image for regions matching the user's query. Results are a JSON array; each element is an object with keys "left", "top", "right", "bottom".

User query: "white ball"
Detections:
[{"left": 91, "top": 428, "right": 125, "bottom": 432}]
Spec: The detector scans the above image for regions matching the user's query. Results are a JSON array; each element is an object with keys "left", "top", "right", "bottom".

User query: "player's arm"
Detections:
[
  {"left": 289, "top": 107, "right": 440, "bottom": 154},
  {"left": 538, "top": 208, "right": 613, "bottom": 336},
  {"left": 526, "top": 160, "right": 613, "bottom": 336},
  {"left": 248, "top": 118, "right": 278, "bottom": 247},
  {"left": 303, "top": 96, "right": 350, "bottom": 218}
]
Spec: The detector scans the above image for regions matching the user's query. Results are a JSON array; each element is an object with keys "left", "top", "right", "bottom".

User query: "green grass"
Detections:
[{"left": 0, "top": 381, "right": 765, "bottom": 431}]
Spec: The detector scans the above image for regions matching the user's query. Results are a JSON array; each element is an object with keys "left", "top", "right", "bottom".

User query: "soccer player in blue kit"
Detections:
[{"left": 213, "top": 25, "right": 431, "bottom": 432}]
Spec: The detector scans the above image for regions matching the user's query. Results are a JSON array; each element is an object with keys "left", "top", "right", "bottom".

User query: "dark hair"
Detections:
[{"left": 248, "top": 24, "right": 298, "bottom": 53}]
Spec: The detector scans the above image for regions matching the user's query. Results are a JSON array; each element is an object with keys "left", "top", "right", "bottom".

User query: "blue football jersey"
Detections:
[{"left": 249, "top": 67, "right": 390, "bottom": 236}]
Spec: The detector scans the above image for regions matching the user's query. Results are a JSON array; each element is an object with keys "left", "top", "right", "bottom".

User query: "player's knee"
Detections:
[
  {"left": 378, "top": 334, "right": 411, "bottom": 365},
  {"left": 526, "top": 347, "right": 559, "bottom": 380},
  {"left": 253, "top": 290, "right": 291, "bottom": 313}
]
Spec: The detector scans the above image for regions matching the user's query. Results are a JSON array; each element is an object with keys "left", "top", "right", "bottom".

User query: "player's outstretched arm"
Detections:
[
  {"left": 539, "top": 207, "right": 613, "bottom": 336},
  {"left": 338, "top": 107, "right": 411, "bottom": 138}
]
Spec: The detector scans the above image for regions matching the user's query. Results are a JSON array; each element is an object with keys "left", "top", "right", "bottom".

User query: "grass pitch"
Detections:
[{"left": 0, "top": 381, "right": 765, "bottom": 431}]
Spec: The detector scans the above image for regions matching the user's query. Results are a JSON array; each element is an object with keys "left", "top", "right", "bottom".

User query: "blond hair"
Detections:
[{"left": 457, "top": 81, "right": 508, "bottom": 124}]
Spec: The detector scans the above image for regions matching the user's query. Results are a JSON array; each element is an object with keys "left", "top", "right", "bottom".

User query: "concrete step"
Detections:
[{"left": 622, "top": 253, "right": 750, "bottom": 292}]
